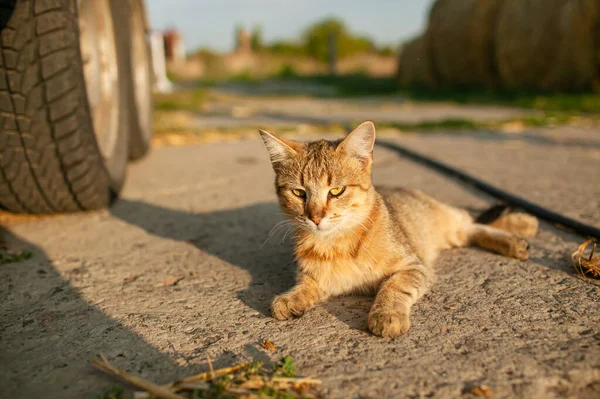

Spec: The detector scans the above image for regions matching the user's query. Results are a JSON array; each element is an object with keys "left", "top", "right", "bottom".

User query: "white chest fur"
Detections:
[{"left": 300, "top": 258, "right": 384, "bottom": 297}]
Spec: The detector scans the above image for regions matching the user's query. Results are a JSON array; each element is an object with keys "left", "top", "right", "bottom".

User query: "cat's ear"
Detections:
[
  {"left": 259, "top": 129, "right": 303, "bottom": 164},
  {"left": 338, "top": 121, "right": 376, "bottom": 159}
]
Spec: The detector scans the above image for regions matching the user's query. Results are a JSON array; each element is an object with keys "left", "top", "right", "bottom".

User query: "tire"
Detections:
[
  {"left": 111, "top": 0, "right": 153, "bottom": 161},
  {"left": 0, "top": 1, "right": 16, "bottom": 32},
  {"left": 0, "top": 0, "right": 128, "bottom": 214}
]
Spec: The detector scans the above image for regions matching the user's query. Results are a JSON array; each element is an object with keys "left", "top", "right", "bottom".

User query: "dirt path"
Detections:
[
  {"left": 188, "top": 87, "right": 539, "bottom": 129},
  {"left": 1, "top": 94, "right": 599, "bottom": 398}
]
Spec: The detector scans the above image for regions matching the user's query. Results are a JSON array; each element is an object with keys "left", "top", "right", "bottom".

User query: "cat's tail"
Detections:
[
  {"left": 475, "top": 203, "right": 538, "bottom": 239},
  {"left": 475, "top": 204, "right": 512, "bottom": 225}
]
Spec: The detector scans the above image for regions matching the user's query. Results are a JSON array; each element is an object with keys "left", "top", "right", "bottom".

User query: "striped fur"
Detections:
[{"left": 260, "top": 121, "right": 538, "bottom": 338}]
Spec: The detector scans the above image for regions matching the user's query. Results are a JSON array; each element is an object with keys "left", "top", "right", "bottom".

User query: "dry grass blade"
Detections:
[
  {"left": 260, "top": 339, "right": 278, "bottom": 352},
  {"left": 272, "top": 377, "right": 322, "bottom": 385},
  {"left": 226, "top": 387, "right": 261, "bottom": 396},
  {"left": 239, "top": 378, "right": 266, "bottom": 390},
  {"left": 164, "top": 363, "right": 247, "bottom": 390},
  {"left": 161, "top": 276, "right": 185, "bottom": 287},
  {"left": 572, "top": 239, "right": 600, "bottom": 279},
  {"left": 173, "top": 382, "right": 211, "bottom": 391},
  {"left": 95, "top": 355, "right": 322, "bottom": 398},
  {"left": 206, "top": 355, "right": 215, "bottom": 380},
  {"left": 469, "top": 384, "right": 493, "bottom": 397},
  {"left": 92, "top": 354, "right": 186, "bottom": 399}
]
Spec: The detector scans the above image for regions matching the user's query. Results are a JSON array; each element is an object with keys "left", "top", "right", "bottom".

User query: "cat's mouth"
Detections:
[{"left": 304, "top": 218, "right": 340, "bottom": 235}]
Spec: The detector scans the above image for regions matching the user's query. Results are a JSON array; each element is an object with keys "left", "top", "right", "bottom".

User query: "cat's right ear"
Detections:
[
  {"left": 258, "top": 129, "right": 303, "bottom": 164},
  {"left": 338, "top": 121, "right": 376, "bottom": 160}
]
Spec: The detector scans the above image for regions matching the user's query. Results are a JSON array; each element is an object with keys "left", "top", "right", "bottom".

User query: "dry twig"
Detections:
[
  {"left": 92, "top": 354, "right": 185, "bottom": 399},
  {"left": 572, "top": 239, "right": 600, "bottom": 279}
]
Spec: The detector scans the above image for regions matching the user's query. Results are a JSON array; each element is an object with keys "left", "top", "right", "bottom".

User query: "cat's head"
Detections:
[{"left": 259, "top": 121, "right": 376, "bottom": 236}]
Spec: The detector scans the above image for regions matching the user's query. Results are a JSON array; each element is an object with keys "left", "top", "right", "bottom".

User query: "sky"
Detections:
[{"left": 146, "top": 0, "right": 433, "bottom": 53}]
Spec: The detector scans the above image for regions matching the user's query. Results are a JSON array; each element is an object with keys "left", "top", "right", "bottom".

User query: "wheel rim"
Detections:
[
  {"left": 130, "top": 0, "right": 152, "bottom": 141},
  {"left": 77, "top": 0, "right": 120, "bottom": 160}
]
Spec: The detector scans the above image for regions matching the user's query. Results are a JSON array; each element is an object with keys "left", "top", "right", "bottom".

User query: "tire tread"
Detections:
[{"left": 0, "top": 0, "right": 112, "bottom": 214}]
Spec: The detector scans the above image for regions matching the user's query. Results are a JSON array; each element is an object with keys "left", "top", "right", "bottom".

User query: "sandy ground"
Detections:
[{"left": 1, "top": 98, "right": 600, "bottom": 399}]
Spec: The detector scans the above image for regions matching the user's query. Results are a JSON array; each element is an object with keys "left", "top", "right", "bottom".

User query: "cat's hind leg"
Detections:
[{"left": 467, "top": 223, "right": 530, "bottom": 260}]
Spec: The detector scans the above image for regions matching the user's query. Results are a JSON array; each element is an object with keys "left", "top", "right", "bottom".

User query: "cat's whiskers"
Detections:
[
  {"left": 358, "top": 221, "right": 371, "bottom": 233},
  {"left": 260, "top": 219, "right": 296, "bottom": 249},
  {"left": 268, "top": 219, "right": 293, "bottom": 235},
  {"left": 278, "top": 223, "right": 299, "bottom": 246}
]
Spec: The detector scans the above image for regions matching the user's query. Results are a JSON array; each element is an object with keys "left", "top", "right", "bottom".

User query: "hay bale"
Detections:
[
  {"left": 397, "top": 34, "right": 436, "bottom": 88},
  {"left": 548, "top": 0, "right": 599, "bottom": 90},
  {"left": 495, "top": 0, "right": 599, "bottom": 91},
  {"left": 427, "top": 0, "right": 503, "bottom": 88}
]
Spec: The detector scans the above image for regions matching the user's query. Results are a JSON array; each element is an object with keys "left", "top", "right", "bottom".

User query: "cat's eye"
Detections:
[
  {"left": 329, "top": 186, "right": 346, "bottom": 197},
  {"left": 292, "top": 189, "right": 306, "bottom": 198}
]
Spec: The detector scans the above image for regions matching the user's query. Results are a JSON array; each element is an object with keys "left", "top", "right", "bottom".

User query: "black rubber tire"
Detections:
[
  {"left": 0, "top": 0, "right": 128, "bottom": 214},
  {"left": 0, "top": 1, "right": 16, "bottom": 32},
  {"left": 111, "top": 0, "right": 153, "bottom": 161}
]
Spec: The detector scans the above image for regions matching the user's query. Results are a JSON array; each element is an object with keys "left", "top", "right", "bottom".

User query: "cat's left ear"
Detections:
[
  {"left": 259, "top": 129, "right": 303, "bottom": 165},
  {"left": 338, "top": 121, "right": 376, "bottom": 160}
]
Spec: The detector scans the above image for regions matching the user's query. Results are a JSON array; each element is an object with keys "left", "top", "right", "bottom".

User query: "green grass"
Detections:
[
  {"left": 380, "top": 112, "right": 582, "bottom": 132},
  {"left": 262, "top": 71, "right": 600, "bottom": 114},
  {"left": 295, "top": 74, "right": 600, "bottom": 114},
  {"left": 97, "top": 386, "right": 123, "bottom": 399},
  {"left": 194, "top": 71, "right": 266, "bottom": 88},
  {"left": 201, "top": 71, "right": 599, "bottom": 115},
  {"left": 160, "top": 72, "right": 598, "bottom": 133},
  {"left": 265, "top": 70, "right": 600, "bottom": 114},
  {"left": 193, "top": 72, "right": 398, "bottom": 97},
  {"left": 398, "top": 86, "right": 600, "bottom": 115},
  {"left": 390, "top": 118, "right": 480, "bottom": 131},
  {"left": 154, "top": 89, "right": 208, "bottom": 112},
  {"left": 278, "top": 73, "right": 398, "bottom": 96},
  {"left": 517, "top": 113, "right": 575, "bottom": 126},
  {"left": 273, "top": 356, "right": 296, "bottom": 378},
  {"left": 0, "top": 250, "right": 33, "bottom": 264}
]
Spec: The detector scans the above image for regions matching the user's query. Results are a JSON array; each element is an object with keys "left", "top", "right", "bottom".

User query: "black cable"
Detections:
[{"left": 376, "top": 140, "right": 600, "bottom": 240}]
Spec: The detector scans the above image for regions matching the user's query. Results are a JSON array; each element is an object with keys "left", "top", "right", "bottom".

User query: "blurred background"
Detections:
[
  {"left": 146, "top": 0, "right": 600, "bottom": 145},
  {"left": 147, "top": 0, "right": 424, "bottom": 81}
]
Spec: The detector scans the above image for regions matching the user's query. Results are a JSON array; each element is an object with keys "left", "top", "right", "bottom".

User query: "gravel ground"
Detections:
[{"left": 1, "top": 127, "right": 599, "bottom": 398}]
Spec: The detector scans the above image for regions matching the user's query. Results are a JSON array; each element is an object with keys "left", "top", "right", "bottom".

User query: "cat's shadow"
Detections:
[
  {"left": 110, "top": 199, "right": 376, "bottom": 330},
  {"left": 111, "top": 199, "right": 294, "bottom": 316},
  {"left": 323, "top": 296, "right": 373, "bottom": 332}
]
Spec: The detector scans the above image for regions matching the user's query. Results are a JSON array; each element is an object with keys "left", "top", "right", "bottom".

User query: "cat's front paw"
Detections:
[
  {"left": 271, "top": 294, "right": 307, "bottom": 320},
  {"left": 368, "top": 309, "right": 411, "bottom": 338}
]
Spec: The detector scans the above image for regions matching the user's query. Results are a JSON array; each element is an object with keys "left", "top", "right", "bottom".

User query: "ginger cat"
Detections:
[{"left": 259, "top": 121, "right": 538, "bottom": 338}]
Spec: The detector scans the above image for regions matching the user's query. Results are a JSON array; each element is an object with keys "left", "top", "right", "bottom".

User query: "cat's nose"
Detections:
[{"left": 310, "top": 216, "right": 323, "bottom": 226}]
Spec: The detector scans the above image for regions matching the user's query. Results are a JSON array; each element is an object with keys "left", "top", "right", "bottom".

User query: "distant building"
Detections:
[
  {"left": 163, "top": 29, "right": 186, "bottom": 63},
  {"left": 235, "top": 27, "right": 251, "bottom": 54},
  {"left": 149, "top": 30, "right": 173, "bottom": 92}
]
